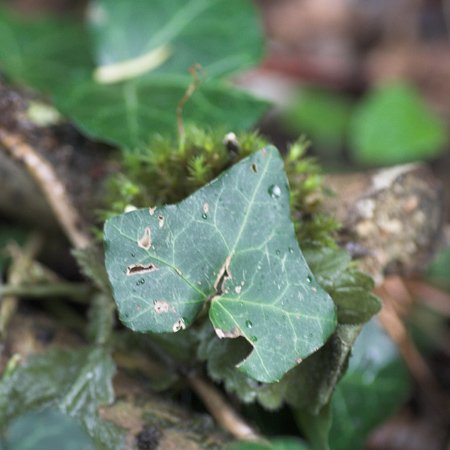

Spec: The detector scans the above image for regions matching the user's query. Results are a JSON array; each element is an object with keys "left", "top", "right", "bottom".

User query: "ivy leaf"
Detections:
[
  {"left": 0, "top": 347, "right": 124, "bottom": 450},
  {"left": 53, "top": 0, "right": 269, "bottom": 149},
  {"left": 197, "top": 239, "right": 380, "bottom": 414},
  {"left": 104, "top": 147, "right": 337, "bottom": 383},
  {"left": 0, "top": 1, "right": 268, "bottom": 149}
]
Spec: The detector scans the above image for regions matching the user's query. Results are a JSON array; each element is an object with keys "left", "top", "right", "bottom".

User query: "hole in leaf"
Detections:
[
  {"left": 251, "top": 162, "right": 258, "bottom": 173},
  {"left": 137, "top": 227, "right": 152, "bottom": 250},
  {"left": 172, "top": 318, "right": 186, "bottom": 332},
  {"left": 153, "top": 300, "right": 172, "bottom": 314},
  {"left": 127, "top": 263, "right": 160, "bottom": 276},
  {"left": 215, "top": 326, "right": 241, "bottom": 339},
  {"left": 213, "top": 254, "right": 233, "bottom": 294}
]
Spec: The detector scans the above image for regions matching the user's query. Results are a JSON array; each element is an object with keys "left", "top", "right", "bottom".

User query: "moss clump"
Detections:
[{"left": 101, "top": 126, "right": 339, "bottom": 247}]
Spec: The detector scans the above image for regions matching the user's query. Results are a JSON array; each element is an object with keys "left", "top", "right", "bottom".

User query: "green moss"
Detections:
[{"left": 101, "top": 127, "right": 339, "bottom": 247}]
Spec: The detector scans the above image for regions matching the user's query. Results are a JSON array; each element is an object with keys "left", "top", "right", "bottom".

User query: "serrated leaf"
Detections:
[
  {"left": 72, "top": 247, "right": 111, "bottom": 293},
  {"left": 0, "top": 347, "right": 124, "bottom": 450},
  {"left": 301, "top": 244, "right": 351, "bottom": 285},
  {"left": 302, "top": 244, "right": 381, "bottom": 325},
  {"left": 333, "top": 289, "right": 381, "bottom": 325},
  {"left": 104, "top": 147, "right": 337, "bottom": 383}
]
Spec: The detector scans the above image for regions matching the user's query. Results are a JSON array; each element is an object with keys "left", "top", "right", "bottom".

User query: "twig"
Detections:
[
  {"left": 404, "top": 279, "right": 450, "bottom": 318},
  {"left": 188, "top": 374, "right": 261, "bottom": 442},
  {"left": 0, "top": 129, "right": 92, "bottom": 249},
  {"left": 376, "top": 280, "right": 445, "bottom": 410},
  {"left": 176, "top": 64, "right": 207, "bottom": 154}
]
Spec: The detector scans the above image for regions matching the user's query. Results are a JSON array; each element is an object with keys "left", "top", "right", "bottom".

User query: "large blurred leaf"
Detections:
[
  {"left": 328, "top": 319, "right": 411, "bottom": 450},
  {"left": 53, "top": 74, "right": 269, "bottom": 148},
  {"left": 349, "top": 82, "right": 447, "bottom": 165},
  {"left": 2, "top": 408, "right": 97, "bottom": 450},
  {"left": 61, "top": 0, "right": 268, "bottom": 148},
  {"left": 0, "top": 4, "right": 94, "bottom": 91},
  {"left": 88, "top": 0, "right": 263, "bottom": 78},
  {"left": 0, "top": 347, "right": 124, "bottom": 450},
  {"left": 0, "top": 1, "right": 268, "bottom": 149},
  {"left": 104, "top": 147, "right": 337, "bottom": 383}
]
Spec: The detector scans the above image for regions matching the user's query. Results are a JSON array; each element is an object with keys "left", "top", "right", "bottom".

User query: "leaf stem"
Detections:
[{"left": 177, "top": 64, "right": 207, "bottom": 155}]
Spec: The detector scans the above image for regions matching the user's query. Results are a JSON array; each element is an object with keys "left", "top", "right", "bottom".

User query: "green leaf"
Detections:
[
  {"left": 0, "top": 1, "right": 269, "bottom": 149},
  {"left": 285, "top": 324, "right": 362, "bottom": 414},
  {"left": 294, "top": 401, "right": 332, "bottom": 450},
  {"left": 349, "top": 82, "right": 448, "bottom": 165},
  {"left": 3, "top": 408, "right": 98, "bottom": 450},
  {"left": 332, "top": 287, "right": 381, "bottom": 325},
  {"left": 0, "top": 347, "right": 125, "bottom": 450},
  {"left": 0, "top": 4, "right": 94, "bottom": 92},
  {"left": 104, "top": 147, "right": 337, "bottom": 383},
  {"left": 329, "top": 319, "right": 411, "bottom": 450},
  {"left": 53, "top": 75, "right": 269, "bottom": 149},
  {"left": 301, "top": 244, "right": 351, "bottom": 285},
  {"left": 72, "top": 247, "right": 111, "bottom": 294},
  {"left": 55, "top": 0, "right": 269, "bottom": 149},
  {"left": 88, "top": 0, "right": 264, "bottom": 78},
  {"left": 302, "top": 244, "right": 381, "bottom": 324}
]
